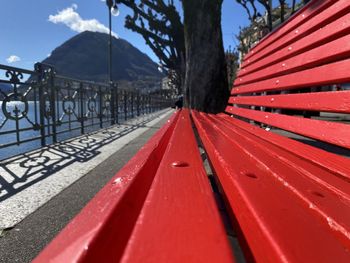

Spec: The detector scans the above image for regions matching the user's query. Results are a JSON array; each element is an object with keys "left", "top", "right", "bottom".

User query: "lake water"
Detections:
[{"left": 0, "top": 101, "right": 141, "bottom": 161}]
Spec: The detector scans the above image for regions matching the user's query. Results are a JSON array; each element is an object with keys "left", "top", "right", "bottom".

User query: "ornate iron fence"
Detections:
[{"left": 0, "top": 63, "right": 172, "bottom": 157}]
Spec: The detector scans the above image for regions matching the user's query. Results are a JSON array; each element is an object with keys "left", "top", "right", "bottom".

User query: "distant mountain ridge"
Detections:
[{"left": 41, "top": 31, "right": 163, "bottom": 88}]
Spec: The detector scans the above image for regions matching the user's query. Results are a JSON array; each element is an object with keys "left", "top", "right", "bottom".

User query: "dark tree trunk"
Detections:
[
  {"left": 279, "top": 0, "right": 285, "bottom": 23},
  {"left": 258, "top": 0, "right": 273, "bottom": 31},
  {"left": 291, "top": 0, "right": 296, "bottom": 13},
  {"left": 266, "top": 7, "right": 273, "bottom": 31},
  {"left": 182, "top": 0, "right": 229, "bottom": 113}
]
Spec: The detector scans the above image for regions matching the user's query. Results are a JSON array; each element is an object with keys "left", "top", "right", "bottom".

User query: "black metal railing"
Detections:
[{"left": 0, "top": 63, "right": 172, "bottom": 159}]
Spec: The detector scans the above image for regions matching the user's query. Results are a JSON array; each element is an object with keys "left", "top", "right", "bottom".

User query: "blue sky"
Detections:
[{"left": 0, "top": 0, "right": 292, "bottom": 70}]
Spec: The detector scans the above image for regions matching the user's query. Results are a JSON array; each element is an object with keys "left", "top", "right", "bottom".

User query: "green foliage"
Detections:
[{"left": 225, "top": 47, "right": 239, "bottom": 88}]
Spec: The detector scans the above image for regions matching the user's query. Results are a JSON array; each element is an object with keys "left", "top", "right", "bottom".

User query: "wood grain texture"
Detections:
[{"left": 192, "top": 111, "right": 350, "bottom": 263}]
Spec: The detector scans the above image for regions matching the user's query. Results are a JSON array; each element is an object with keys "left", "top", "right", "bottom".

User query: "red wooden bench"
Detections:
[
  {"left": 193, "top": 0, "right": 350, "bottom": 261},
  {"left": 34, "top": 0, "right": 350, "bottom": 262},
  {"left": 33, "top": 109, "right": 235, "bottom": 263}
]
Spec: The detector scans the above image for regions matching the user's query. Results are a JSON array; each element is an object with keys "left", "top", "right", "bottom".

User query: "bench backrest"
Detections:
[{"left": 228, "top": 0, "right": 350, "bottom": 151}]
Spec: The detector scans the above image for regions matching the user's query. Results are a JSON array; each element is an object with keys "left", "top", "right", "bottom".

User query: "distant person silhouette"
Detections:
[{"left": 174, "top": 95, "right": 183, "bottom": 109}]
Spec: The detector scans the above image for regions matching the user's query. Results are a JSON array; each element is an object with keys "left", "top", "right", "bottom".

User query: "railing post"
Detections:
[
  {"left": 110, "top": 82, "right": 116, "bottom": 125},
  {"left": 124, "top": 90, "right": 127, "bottom": 121},
  {"left": 146, "top": 95, "right": 148, "bottom": 114},
  {"left": 137, "top": 92, "right": 140, "bottom": 116},
  {"left": 35, "top": 63, "right": 46, "bottom": 147},
  {"left": 99, "top": 86, "right": 103, "bottom": 129},
  {"left": 147, "top": 95, "right": 152, "bottom": 113},
  {"left": 143, "top": 94, "right": 145, "bottom": 114},
  {"left": 149, "top": 96, "right": 152, "bottom": 113},
  {"left": 114, "top": 83, "right": 119, "bottom": 124},
  {"left": 49, "top": 68, "right": 57, "bottom": 144},
  {"left": 79, "top": 82, "right": 85, "bottom": 134},
  {"left": 131, "top": 92, "right": 134, "bottom": 119}
]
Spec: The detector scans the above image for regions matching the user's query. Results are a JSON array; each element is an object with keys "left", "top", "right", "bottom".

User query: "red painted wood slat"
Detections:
[
  {"left": 242, "top": 0, "right": 336, "bottom": 63},
  {"left": 240, "top": 0, "right": 350, "bottom": 70},
  {"left": 235, "top": 19, "right": 350, "bottom": 85},
  {"left": 120, "top": 109, "right": 235, "bottom": 263},
  {"left": 192, "top": 111, "right": 350, "bottom": 263},
  {"left": 33, "top": 111, "right": 180, "bottom": 263},
  {"left": 232, "top": 58, "right": 350, "bottom": 95},
  {"left": 208, "top": 113, "right": 350, "bottom": 246},
  {"left": 228, "top": 91, "right": 350, "bottom": 113},
  {"left": 225, "top": 106, "right": 350, "bottom": 149},
  {"left": 217, "top": 113, "right": 350, "bottom": 181}
]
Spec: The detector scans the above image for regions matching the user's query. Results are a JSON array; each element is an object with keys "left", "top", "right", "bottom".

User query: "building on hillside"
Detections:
[
  {"left": 162, "top": 77, "right": 171, "bottom": 90},
  {"left": 237, "top": 2, "right": 304, "bottom": 64}
]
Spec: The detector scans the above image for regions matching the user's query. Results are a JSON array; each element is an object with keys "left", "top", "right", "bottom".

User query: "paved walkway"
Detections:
[{"left": 0, "top": 109, "right": 173, "bottom": 263}]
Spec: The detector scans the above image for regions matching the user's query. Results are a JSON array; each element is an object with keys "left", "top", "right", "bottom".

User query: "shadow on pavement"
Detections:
[{"left": 0, "top": 113, "right": 163, "bottom": 202}]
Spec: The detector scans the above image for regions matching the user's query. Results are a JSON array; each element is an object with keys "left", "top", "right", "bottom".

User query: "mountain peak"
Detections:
[{"left": 42, "top": 31, "right": 163, "bottom": 87}]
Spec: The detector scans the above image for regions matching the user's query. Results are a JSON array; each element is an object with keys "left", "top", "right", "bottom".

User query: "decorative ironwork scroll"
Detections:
[{"left": 0, "top": 63, "right": 172, "bottom": 159}]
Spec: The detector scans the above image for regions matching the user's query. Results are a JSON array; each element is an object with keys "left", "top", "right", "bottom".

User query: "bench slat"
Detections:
[
  {"left": 33, "top": 111, "right": 180, "bottom": 263},
  {"left": 235, "top": 22, "right": 350, "bottom": 86},
  {"left": 241, "top": 0, "right": 348, "bottom": 69},
  {"left": 226, "top": 106, "right": 350, "bottom": 149},
  {"left": 213, "top": 114, "right": 350, "bottom": 204},
  {"left": 242, "top": 0, "right": 336, "bottom": 64},
  {"left": 221, "top": 0, "right": 350, "bottom": 261},
  {"left": 217, "top": 113, "right": 350, "bottom": 181},
  {"left": 120, "top": 109, "right": 234, "bottom": 263},
  {"left": 232, "top": 58, "right": 350, "bottom": 95},
  {"left": 208, "top": 113, "right": 350, "bottom": 237},
  {"left": 229, "top": 91, "right": 350, "bottom": 113},
  {"left": 192, "top": 111, "right": 350, "bottom": 262}
]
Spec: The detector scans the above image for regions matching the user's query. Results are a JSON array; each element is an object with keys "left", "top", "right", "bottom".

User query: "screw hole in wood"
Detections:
[
  {"left": 171, "top": 161, "right": 189, "bottom": 168},
  {"left": 244, "top": 173, "right": 258, "bottom": 179},
  {"left": 311, "top": 191, "right": 325, "bottom": 198}
]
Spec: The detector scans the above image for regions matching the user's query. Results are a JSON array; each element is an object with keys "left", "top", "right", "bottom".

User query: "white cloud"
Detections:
[
  {"left": 48, "top": 4, "right": 118, "bottom": 38},
  {"left": 6, "top": 55, "right": 21, "bottom": 63}
]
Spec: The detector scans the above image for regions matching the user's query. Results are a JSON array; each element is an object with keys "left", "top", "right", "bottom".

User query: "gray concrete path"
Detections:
[{"left": 0, "top": 109, "right": 173, "bottom": 263}]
